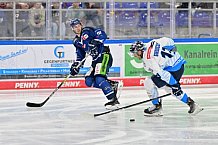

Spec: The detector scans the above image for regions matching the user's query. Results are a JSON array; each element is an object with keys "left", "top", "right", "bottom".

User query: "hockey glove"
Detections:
[
  {"left": 70, "top": 61, "right": 80, "bottom": 76},
  {"left": 72, "top": 36, "right": 82, "bottom": 48},
  {"left": 170, "top": 84, "right": 183, "bottom": 96},
  {"left": 90, "top": 39, "right": 103, "bottom": 46}
]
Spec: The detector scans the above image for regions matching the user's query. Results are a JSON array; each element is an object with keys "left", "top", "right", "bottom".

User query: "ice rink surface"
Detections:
[{"left": 0, "top": 85, "right": 218, "bottom": 145}]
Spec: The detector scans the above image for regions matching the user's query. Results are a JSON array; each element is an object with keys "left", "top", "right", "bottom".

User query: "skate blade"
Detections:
[
  {"left": 190, "top": 107, "right": 204, "bottom": 116},
  {"left": 144, "top": 112, "right": 163, "bottom": 117},
  {"left": 144, "top": 114, "right": 163, "bottom": 117},
  {"left": 105, "top": 104, "right": 120, "bottom": 110}
]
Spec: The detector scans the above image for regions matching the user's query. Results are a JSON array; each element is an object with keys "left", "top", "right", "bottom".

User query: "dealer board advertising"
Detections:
[
  {"left": 1, "top": 39, "right": 218, "bottom": 90},
  {"left": 0, "top": 42, "right": 121, "bottom": 79},
  {"left": 124, "top": 43, "right": 218, "bottom": 76},
  {"left": 177, "top": 44, "right": 218, "bottom": 75}
]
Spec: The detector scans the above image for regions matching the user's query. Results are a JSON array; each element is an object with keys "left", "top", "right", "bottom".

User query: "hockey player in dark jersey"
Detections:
[{"left": 70, "top": 18, "right": 120, "bottom": 109}]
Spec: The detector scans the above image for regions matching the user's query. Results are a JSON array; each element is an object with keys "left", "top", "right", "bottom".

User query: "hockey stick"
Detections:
[
  {"left": 26, "top": 55, "right": 89, "bottom": 107},
  {"left": 117, "top": 81, "right": 123, "bottom": 99},
  {"left": 94, "top": 93, "right": 171, "bottom": 117}
]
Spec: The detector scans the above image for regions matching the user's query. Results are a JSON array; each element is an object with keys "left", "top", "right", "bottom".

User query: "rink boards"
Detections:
[
  {"left": 0, "top": 75, "right": 218, "bottom": 90},
  {"left": 0, "top": 38, "right": 218, "bottom": 90}
]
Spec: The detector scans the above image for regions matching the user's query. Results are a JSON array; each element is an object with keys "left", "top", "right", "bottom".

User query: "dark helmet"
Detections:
[
  {"left": 70, "top": 18, "right": 82, "bottom": 27},
  {"left": 129, "top": 41, "right": 144, "bottom": 53}
]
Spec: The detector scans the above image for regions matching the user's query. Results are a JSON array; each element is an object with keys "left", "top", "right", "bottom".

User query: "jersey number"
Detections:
[
  {"left": 147, "top": 42, "right": 173, "bottom": 59},
  {"left": 161, "top": 47, "right": 173, "bottom": 58}
]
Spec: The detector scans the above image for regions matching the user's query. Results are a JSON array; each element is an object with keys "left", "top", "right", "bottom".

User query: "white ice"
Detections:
[{"left": 0, "top": 85, "right": 218, "bottom": 145}]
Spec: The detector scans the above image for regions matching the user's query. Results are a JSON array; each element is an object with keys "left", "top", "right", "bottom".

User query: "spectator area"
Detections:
[{"left": 0, "top": 1, "right": 217, "bottom": 40}]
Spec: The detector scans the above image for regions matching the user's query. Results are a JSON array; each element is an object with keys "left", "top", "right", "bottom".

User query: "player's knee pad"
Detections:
[
  {"left": 95, "top": 76, "right": 106, "bottom": 86},
  {"left": 164, "top": 85, "right": 184, "bottom": 100},
  {"left": 144, "top": 77, "right": 159, "bottom": 99},
  {"left": 85, "top": 76, "right": 94, "bottom": 87},
  {"left": 95, "top": 76, "right": 113, "bottom": 95}
]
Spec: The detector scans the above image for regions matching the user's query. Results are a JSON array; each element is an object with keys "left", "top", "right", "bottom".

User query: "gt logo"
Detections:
[{"left": 54, "top": 46, "right": 64, "bottom": 58}]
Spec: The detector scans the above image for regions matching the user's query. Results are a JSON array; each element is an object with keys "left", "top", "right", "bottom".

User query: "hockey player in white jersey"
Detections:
[{"left": 129, "top": 37, "right": 203, "bottom": 116}]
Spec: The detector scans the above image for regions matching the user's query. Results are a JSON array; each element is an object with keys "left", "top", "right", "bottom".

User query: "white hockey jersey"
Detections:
[{"left": 142, "top": 37, "right": 186, "bottom": 85}]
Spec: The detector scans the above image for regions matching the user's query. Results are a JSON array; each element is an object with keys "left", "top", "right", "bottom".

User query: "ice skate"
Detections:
[
  {"left": 108, "top": 80, "right": 122, "bottom": 97},
  {"left": 111, "top": 81, "right": 119, "bottom": 95},
  {"left": 144, "top": 103, "right": 163, "bottom": 117},
  {"left": 187, "top": 97, "right": 204, "bottom": 115},
  {"left": 105, "top": 96, "right": 120, "bottom": 110}
]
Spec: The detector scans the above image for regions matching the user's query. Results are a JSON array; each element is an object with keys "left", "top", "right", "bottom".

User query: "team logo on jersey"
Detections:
[
  {"left": 82, "top": 34, "right": 88, "bottom": 40},
  {"left": 96, "top": 31, "right": 102, "bottom": 35},
  {"left": 82, "top": 44, "right": 86, "bottom": 49},
  {"left": 147, "top": 46, "right": 152, "bottom": 59}
]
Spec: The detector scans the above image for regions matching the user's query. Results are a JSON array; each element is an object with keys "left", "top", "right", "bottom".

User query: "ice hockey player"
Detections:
[
  {"left": 129, "top": 37, "right": 203, "bottom": 116},
  {"left": 70, "top": 18, "right": 120, "bottom": 109}
]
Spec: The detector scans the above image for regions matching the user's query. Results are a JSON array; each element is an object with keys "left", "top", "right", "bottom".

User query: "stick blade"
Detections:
[{"left": 26, "top": 102, "right": 42, "bottom": 107}]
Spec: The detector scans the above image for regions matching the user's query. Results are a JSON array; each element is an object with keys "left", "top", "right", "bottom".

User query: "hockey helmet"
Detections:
[
  {"left": 130, "top": 41, "right": 145, "bottom": 54},
  {"left": 161, "top": 37, "right": 176, "bottom": 51},
  {"left": 70, "top": 18, "right": 82, "bottom": 27}
]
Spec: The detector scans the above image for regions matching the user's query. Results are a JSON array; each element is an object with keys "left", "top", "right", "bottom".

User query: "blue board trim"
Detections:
[
  {"left": 0, "top": 67, "right": 120, "bottom": 75},
  {"left": 0, "top": 38, "right": 218, "bottom": 45}
]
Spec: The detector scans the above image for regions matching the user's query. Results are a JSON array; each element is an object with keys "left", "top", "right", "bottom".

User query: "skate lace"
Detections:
[{"left": 112, "top": 82, "right": 118, "bottom": 88}]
